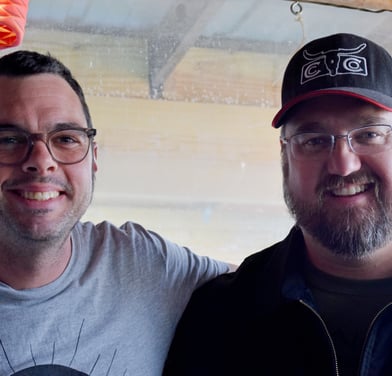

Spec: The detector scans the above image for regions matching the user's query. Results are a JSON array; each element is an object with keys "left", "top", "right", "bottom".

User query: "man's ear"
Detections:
[{"left": 92, "top": 142, "right": 98, "bottom": 172}]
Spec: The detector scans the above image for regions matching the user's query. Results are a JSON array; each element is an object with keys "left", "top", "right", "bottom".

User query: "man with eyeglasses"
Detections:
[
  {"left": 164, "top": 33, "right": 392, "bottom": 375},
  {"left": 0, "top": 51, "right": 233, "bottom": 376}
]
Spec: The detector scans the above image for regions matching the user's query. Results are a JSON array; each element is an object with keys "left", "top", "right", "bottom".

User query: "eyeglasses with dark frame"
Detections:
[
  {"left": 0, "top": 127, "right": 97, "bottom": 166},
  {"left": 280, "top": 124, "right": 392, "bottom": 161}
]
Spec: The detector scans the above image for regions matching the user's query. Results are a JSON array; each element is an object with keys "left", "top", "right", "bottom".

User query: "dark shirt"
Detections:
[{"left": 306, "top": 262, "right": 392, "bottom": 375}]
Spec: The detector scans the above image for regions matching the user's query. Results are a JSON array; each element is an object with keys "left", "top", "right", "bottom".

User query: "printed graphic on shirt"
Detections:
[
  {"left": 12, "top": 365, "right": 87, "bottom": 375},
  {"left": 300, "top": 43, "right": 368, "bottom": 84},
  {"left": 0, "top": 320, "right": 125, "bottom": 375}
]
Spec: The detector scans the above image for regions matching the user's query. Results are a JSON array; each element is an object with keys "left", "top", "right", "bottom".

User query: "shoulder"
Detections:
[
  {"left": 74, "top": 220, "right": 228, "bottom": 279},
  {"left": 74, "top": 220, "right": 174, "bottom": 247}
]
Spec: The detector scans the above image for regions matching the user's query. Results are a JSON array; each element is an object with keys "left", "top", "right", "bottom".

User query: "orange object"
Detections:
[{"left": 0, "top": 0, "right": 29, "bottom": 49}]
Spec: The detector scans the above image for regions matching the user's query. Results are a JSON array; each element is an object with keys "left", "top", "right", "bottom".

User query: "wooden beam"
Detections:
[
  {"left": 287, "top": 0, "right": 392, "bottom": 11},
  {"left": 148, "top": 0, "right": 225, "bottom": 99}
]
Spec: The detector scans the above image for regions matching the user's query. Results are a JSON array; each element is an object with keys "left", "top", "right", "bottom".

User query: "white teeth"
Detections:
[
  {"left": 332, "top": 185, "right": 366, "bottom": 196},
  {"left": 22, "top": 191, "right": 60, "bottom": 201}
]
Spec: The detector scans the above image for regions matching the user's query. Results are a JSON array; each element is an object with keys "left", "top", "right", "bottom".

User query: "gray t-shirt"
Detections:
[{"left": 0, "top": 221, "right": 229, "bottom": 376}]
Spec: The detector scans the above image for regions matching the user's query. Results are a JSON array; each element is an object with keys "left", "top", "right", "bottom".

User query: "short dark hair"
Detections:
[{"left": 0, "top": 50, "right": 92, "bottom": 128}]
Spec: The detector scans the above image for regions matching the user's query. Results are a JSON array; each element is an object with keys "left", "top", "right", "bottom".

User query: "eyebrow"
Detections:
[
  {"left": 51, "top": 122, "right": 86, "bottom": 130},
  {"left": 288, "top": 116, "right": 392, "bottom": 136},
  {"left": 0, "top": 122, "right": 85, "bottom": 132},
  {"left": 288, "top": 122, "right": 325, "bottom": 135},
  {"left": 358, "top": 115, "right": 391, "bottom": 125},
  {"left": 0, "top": 123, "right": 23, "bottom": 130}
]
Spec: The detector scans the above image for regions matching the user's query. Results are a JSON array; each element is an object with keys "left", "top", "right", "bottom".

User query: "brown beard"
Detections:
[{"left": 282, "top": 152, "right": 392, "bottom": 259}]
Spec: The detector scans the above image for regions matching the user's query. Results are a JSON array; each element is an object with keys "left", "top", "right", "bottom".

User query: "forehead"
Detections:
[
  {"left": 283, "top": 95, "right": 392, "bottom": 133},
  {"left": 0, "top": 73, "right": 86, "bottom": 129}
]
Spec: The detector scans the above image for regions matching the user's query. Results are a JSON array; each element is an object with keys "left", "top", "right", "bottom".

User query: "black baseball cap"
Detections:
[{"left": 272, "top": 33, "right": 392, "bottom": 128}]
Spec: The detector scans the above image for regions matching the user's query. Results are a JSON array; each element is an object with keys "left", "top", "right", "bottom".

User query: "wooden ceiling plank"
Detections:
[
  {"left": 292, "top": 0, "right": 392, "bottom": 11},
  {"left": 148, "top": 0, "right": 225, "bottom": 99}
]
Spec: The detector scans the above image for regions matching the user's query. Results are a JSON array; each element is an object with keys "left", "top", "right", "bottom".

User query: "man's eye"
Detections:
[
  {"left": 0, "top": 135, "right": 26, "bottom": 145},
  {"left": 51, "top": 132, "right": 84, "bottom": 147},
  {"left": 305, "top": 137, "right": 328, "bottom": 145},
  {"left": 56, "top": 135, "right": 78, "bottom": 143},
  {"left": 354, "top": 131, "right": 386, "bottom": 144},
  {"left": 299, "top": 135, "right": 330, "bottom": 148}
]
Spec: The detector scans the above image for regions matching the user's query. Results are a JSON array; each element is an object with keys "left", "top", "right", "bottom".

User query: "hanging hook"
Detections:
[
  {"left": 289, "top": 1, "right": 306, "bottom": 49},
  {"left": 290, "top": 1, "right": 303, "bottom": 16}
]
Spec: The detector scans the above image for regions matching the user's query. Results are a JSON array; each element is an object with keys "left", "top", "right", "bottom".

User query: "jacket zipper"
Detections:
[
  {"left": 300, "top": 299, "right": 340, "bottom": 376},
  {"left": 358, "top": 302, "right": 392, "bottom": 375}
]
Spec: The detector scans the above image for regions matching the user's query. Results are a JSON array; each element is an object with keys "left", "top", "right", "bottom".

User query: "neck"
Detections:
[
  {"left": 303, "top": 230, "right": 392, "bottom": 280},
  {"left": 0, "top": 236, "right": 72, "bottom": 289}
]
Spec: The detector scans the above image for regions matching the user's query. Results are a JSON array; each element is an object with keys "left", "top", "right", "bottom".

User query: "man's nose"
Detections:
[
  {"left": 21, "top": 140, "right": 58, "bottom": 174},
  {"left": 327, "top": 136, "right": 361, "bottom": 176}
]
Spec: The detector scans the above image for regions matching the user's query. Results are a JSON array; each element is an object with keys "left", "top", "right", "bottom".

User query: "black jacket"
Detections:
[{"left": 163, "top": 226, "right": 392, "bottom": 375}]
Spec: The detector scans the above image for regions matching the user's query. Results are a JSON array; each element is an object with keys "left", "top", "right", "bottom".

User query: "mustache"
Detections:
[
  {"left": 2, "top": 176, "right": 72, "bottom": 193},
  {"left": 316, "top": 171, "right": 379, "bottom": 196}
]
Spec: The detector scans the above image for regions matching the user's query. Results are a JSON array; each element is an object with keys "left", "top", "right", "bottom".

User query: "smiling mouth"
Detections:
[
  {"left": 329, "top": 183, "right": 372, "bottom": 197},
  {"left": 21, "top": 191, "right": 60, "bottom": 201}
]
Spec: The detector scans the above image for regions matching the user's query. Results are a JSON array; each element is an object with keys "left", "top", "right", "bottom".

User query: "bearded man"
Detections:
[{"left": 164, "top": 33, "right": 392, "bottom": 376}]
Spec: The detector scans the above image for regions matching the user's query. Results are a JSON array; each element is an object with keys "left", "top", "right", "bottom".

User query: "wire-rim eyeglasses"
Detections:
[{"left": 280, "top": 124, "right": 392, "bottom": 161}]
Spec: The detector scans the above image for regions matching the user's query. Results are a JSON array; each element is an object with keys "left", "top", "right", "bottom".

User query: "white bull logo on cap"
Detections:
[{"left": 300, "top": 43, "right": 368, "bottom": 84}]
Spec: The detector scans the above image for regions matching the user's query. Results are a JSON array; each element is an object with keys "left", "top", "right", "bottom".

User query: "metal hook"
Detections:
[{"left": 290, "top": 1, "right": 303, "bottom": 16}]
